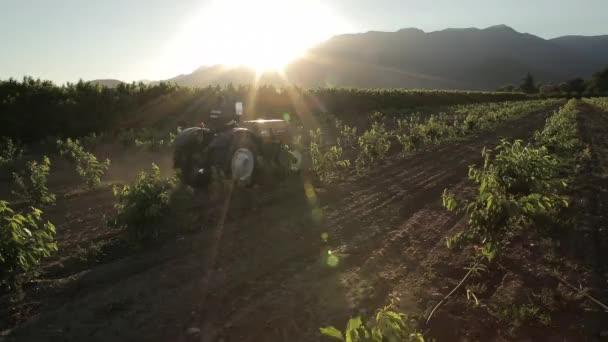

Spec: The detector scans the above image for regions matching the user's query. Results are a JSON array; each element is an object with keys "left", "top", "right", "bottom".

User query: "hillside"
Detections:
[
  {"left": 168, "top": 65, "right": 283, "bottom": 87},
  {"left": 168, "top": 25, "right": 608, "bottom": 89},
  {"left": 550, "top": 34, "right": 608, "bottom": 68}
]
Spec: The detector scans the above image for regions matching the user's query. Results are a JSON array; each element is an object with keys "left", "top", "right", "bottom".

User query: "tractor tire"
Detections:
[{"left": 227, "top": 136, "right": 258, "bottom": 187}]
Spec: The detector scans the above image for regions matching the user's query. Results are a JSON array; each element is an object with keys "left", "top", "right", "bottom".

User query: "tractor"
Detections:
[{"left": 173, "top": 99, "right": 303, "bottom": 188}]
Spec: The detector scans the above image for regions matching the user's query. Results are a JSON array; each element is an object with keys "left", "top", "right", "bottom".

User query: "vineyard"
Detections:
[
  {"left": 1, "top": 87, "right": 607, "bottom": 341},
  {"left": 0, "top": 78, "right": 532, "bottom": 143}
]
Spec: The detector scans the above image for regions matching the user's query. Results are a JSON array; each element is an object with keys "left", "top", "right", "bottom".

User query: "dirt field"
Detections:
[{"left": 2, "top": 104, "right": 606, "bottom": 341}]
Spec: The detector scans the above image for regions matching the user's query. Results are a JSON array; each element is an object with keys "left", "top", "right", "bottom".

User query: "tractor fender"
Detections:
[
  {"left": 174, "top": 127, "right": 205, "bottom": 150},
  {"left": 173, "top": 127, "right": 208, "bottom": 166}
]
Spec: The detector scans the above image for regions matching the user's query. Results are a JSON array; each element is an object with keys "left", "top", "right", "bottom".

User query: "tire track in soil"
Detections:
[
  {"left": 3, "top": 106, "right": 555, "bottom": 342},
  {"left": 569, "top": 103, "right": 608, "bottom": 310}
]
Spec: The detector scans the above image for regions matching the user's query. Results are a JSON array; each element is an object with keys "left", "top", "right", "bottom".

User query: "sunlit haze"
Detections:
[
  {"left": 1, "top": 0, "right": 607, "bottom": 83},
  {"left": 155, "top": 0, "right": 349, "bottom": 76}
]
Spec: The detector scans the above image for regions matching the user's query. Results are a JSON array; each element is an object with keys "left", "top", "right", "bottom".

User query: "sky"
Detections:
[{"left": 1, "top": 0, "right": 607, "bottom": 84}]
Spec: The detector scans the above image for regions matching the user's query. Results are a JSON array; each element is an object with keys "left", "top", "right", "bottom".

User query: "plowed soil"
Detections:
[{"left": 2, "top": 104, "right": 605, "bottom": 342}]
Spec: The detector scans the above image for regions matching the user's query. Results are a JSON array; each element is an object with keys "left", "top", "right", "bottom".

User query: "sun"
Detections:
[{"left": 159, "top": 0, "right": 348, "bottom": 76}]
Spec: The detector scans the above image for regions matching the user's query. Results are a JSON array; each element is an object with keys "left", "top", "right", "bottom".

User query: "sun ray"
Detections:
[
  {"left": 275, "top": 68, "right": 323, "bottom": 135},
  {"left": 245, "top": 76, "right": 261, "bottom": 120}
]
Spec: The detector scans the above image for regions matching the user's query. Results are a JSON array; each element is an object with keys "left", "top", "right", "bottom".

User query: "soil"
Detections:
[{"left": 1, "top": 103, "right": 606, "bottom": 342}]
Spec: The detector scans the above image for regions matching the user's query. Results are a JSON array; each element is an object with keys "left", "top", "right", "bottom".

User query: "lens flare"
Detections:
[
  {"left": 321, "top": 232, "right": 329, "bottom": 242},
  {"left": 326, "top": 252, "right": 339, "bottom": 267}
]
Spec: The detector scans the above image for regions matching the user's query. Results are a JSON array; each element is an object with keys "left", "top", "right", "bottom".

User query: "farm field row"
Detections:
[{"left": 1, "top": 98, "right": 607, "bottom": 341}]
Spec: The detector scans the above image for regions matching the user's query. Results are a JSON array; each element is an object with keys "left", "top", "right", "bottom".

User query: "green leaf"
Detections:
[
  {"left": 486, "top": 195, "right": 494, "bottom": 209},
  {"left": 320, "top": 326, "right": 344, "bottom": 341},
  {"left": 383, "top": 310, "right": 405, "bottom": 322},
  {"left": 481, "top": 243, "right": 496, "bottom": 261},
  {"left": 346, "top": 316, "right": 363, "bottom": 332}
]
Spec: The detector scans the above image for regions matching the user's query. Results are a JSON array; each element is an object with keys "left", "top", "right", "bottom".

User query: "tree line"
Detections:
[
  {"left": 1, "top": 77, "right": 532, "bottom": 143},
  {"left": 499, "top": 67, "right": 608, "bottom": 95}
]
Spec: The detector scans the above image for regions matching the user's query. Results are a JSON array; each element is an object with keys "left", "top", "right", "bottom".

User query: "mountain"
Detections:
[
  {"left": 550, "top": 35, "right": 608, "bottom": 69},
  {"left": 168, "top": 25, "right": 608, "bottom": 90}
]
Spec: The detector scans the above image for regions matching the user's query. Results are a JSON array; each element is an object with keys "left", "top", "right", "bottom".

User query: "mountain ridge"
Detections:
[{"left": 125, "top": 25, "right": 608, "bottom": 90}]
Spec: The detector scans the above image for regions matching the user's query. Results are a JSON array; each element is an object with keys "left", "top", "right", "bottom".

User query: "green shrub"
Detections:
[
  {"left": 534, "top": 99, "right": 580, "bottom": 156},
  {"left": 0, "top": 136, "right": 24, "bottom": 170},
  {"left": 320, "top": 307, "right": 424, "bottom": 342},
  {"left": 310, "top": 129, "right": 350, "bottom": 183},
  {"left": 369, "top": 111, "right": 385, "bottom": 124},
  {"left": 396, "top": 115, "right": 425, "bottom": 153},
  {"left": 443, "top": 140, "right": 568, "bottom": 261},
  {"left": 0, "top": 201, "right": 57, "bottom": 290},
  {"left": 395, "top": 100, "right": 559, "bottom": 156},
  {"left": 337, "top": 123, "right": 358, "bottom": 149},
  {"left": 584, "top": 97, "right": 608, "bottom": 111},
  {"left": 442, "top": 99, "right": 578, "bottom": 263},
  {"left": 12, "top": 156, "right": 56, "bottom": 207},
  {"left": 355, "top": 121, "right": 391, "bottom": 173},
  {"left": 420, "top": 113, "right": 456, "bottom": 143},
  {"left": 57, "top": 138, "right": 110, "bottom": 189},
  {"left": 311, "top": 100, "right": 561, "bottom": 182},
  {"left": 112, "top": 164, "right": 177, "bottom": 241}
]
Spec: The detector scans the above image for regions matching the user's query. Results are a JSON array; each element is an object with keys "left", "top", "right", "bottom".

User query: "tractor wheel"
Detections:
[{"left": 227, "top": 136, "right": 258, "bottom": 187}]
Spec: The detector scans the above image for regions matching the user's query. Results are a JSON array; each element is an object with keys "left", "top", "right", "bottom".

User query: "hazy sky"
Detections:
[{"left": 1, "top": 0, "right": 606, "bottom": 84}]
